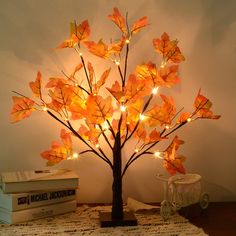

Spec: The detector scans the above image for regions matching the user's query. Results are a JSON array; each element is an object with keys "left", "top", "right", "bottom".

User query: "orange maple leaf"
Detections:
[
  {"left": 70, "top": 20, "right": 90, "bottom": 44},
  {"left": 57, "top": 20, "right": 90, "bottom": 49},
  {"left": 159, "top": 65, "right": 181, "bottom": 87},
  {"left": 131, "top": 16, "right": 148, "bottom": 34},
  {"left": 177, "top": 112, "right": 191, "bottom": 123},
  {"left": 48, "top": 82, "right": 74, "bottom": 108},
  {"left": 106, "top": 81, "right": 124, "bottom": 102},
  {"left": 93, "top": 68, "right": 111, "bottom": 94},
  {"left": 84, "top": 40, "right": 110, "bottom": 59},
  {"left": 194, "top": 89, "right": 221, "bottom": 120},
  {"left": 85, "top": 95, "right": 114, "bottom": 124},
  {"left": 41, "top": 141, "right": 68, "bottom": 166},
  {"left": 78, "top": 123, "right": 101, "bottom": 144},
  {"left": 108, "top": 7, "right": 126, "bottom": 34},
  {"left": 125, "top": 74, "right": 151, "bottom": 102},
  {"left": 10, "top": 96, "right": 35, "bottom": 123},
  {"left": 126, "top": 99, "right": 144, "bottom": 124},
  {"left": 146, "top": 94, "right": 176, "bottom": 127},
  {"left": 45, "top": 77, "right": 67, "bottom": 88},
  {"left": 153, "top": 32, "right": 185, "bottom": 63},
  {"left": 84, "top": 37, "right": 125, "bottom": 59},
  {"left": 41, "top": 129, "right": 73, "bottom": 166},
  {"left": 29, "top": 71, "right": 42, "bottom": 98},
  {"left": 70, "top": 63, "right": 83, "bottom": 79},
  {"left": 87, "top": 62, "right": 94, "bottom": 85},
  {"left": 135, "top": 62, "right": 162, "bottom": 88},
  {"left": 68, "top": 86, "right": 86, "bottom": 120},
  {"left": 145, "top": 129, "right": 165, "bottom": 144},
  {"left": 60, "top": 129, "right": 72, "bottom": 150},
  {"left": 163, "top": 136, "right": 186, "bottom": 175}
]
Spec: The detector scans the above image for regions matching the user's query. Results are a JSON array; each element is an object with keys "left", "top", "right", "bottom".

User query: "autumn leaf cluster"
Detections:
[{"left": 10, "top": 8, "right": 220, "bottom": 175}]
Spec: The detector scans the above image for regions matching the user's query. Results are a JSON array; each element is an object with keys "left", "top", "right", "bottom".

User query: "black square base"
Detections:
[{"left": 99, "top": 211, "right": 137, "bottom": 227}]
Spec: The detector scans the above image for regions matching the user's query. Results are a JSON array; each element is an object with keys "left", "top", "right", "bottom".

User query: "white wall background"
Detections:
[{"left": 0, "top": 0, "right": 236, "bottom": 203}]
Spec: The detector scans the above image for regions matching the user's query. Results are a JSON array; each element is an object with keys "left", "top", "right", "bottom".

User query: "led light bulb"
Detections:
[
  {"left": 152, "top": 87, "right": 159, "bottom": 95},
  {"left": 103, "top": 122, "right": 109, "bottom": 130},
  {"left": 120, "top": 105, "right": 126, "bottom": 112},
  {"left": 43, "top": 106, "right": 48, "bottom": 112},
  {"left": 95, "top": 144, "right": 100, "bottom": 148},
  {"left": 187, "top": 118, "right": 192, "bottom": 123},
  {"left": 165, "top": 125, "right": 170, "bottom": 130},
  {"left": 72, "top": 152, "right": 79, "bottom": 159},
  {"left": 154, "top": 151, "right": 164, "bottom": 159},
  {"left": 160, "top": 61, "right": 167, "bottom": 68},
  {"left": 139, "top": 114, "right": 146, "bottom": 121},
  {"left": 79, "top": 52, "right": 83, "bottom": 56},
  {"left": 125, "top": 39, "right": 130, "bottom": 44},
  {"left": 115, "top": 60, "right": 120, "bottom": 66}
]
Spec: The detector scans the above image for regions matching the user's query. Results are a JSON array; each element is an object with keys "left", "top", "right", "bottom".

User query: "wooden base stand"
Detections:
[{"left": 99, "top": 211, "right": 137, "bottom": 227}]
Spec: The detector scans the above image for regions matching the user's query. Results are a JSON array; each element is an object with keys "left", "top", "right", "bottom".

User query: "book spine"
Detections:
[
  {"left": 8, "top": 200, "right": 77, "bottom": 224},
  {"left": 1, "top": 189, "right": 77, "bottom": 211},
  {"left": 2, "top": 178, "right": 79, "bottom": 193}
]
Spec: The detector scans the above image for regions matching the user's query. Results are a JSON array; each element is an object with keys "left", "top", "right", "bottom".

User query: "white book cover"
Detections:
[
  {"left": 0, "top": 200, "right": 77, "bottom": 224},
  {"left": 0, "top": 189, "right": 77, "bottom": 211},
  {"left": 0, "top": 169, "right": 79, "bottom": 193}
]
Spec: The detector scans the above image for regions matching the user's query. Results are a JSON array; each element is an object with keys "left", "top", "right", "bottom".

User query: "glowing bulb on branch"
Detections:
[
  {"left": 95, "top": 143, "right": 100, "bottom": 148},
  {"left": 139, "top": 114, "right": 146, "bottom": 121},
  {"left": 72, "top": 152, "right": 79, "bottom": 159},
  {"left": 165, "top": 125, "right": 170, "bottom": 130},
  {"left": 43, "top": 106, "right": 48, "bottom": 112},
  {"left": 102, "top": 121, "right": 109, "bottom": 130},
  {"left": 135, "top": 148, "right": 139, "bottom": 153},
  {"left": 154, "top": 151, "right": 164, "bottom": 159},
  {"left": 152, "top": 87, "right": 159, "bottom": 95},
  {"left": 115, "top": 60, "right": 120, "bottom": 66},
  {"left": 187, "top": 117, "right": 192, "bottom": 123},
  {"left": 79, "top": 52, "right": 83, "bottom": 56},
  {"left": 160, "top": 60, "right": 167, "bottom": 68},
  {"left": 120, "top": 105, "right": 126, "bottom": 112},
  {"left": 125, "top": 39, "right": 130, "bottom": 44}
]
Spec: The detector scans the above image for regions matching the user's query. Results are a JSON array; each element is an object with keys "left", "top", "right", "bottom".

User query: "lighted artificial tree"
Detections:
[{"left": 10, "top": 8, "right": 220, "bottom": 226}]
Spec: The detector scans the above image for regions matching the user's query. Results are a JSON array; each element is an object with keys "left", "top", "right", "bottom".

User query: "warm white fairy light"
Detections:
[
  {"left": 139, "top": 114, "right": 146, "bottom": 121},
  {"left": 72, "top": 152, "right": 79, "bottom": 159},
  {"left": 43, "top": 106, "right": 48, "bottom": 112},
  {"left": 160, "top": 60, "right": 167, "bottom": 68},
  {"left": 120, "top": 105, "right": 126, "bottom": 112},
  {"left": 102, "top": 121, "right": 109, "bottom": 130},
  {"left": 115, "top": 60, "right": 120, "bottom": 66},
  {"left": 79, "top": 52, "right": 83, "bottom": 56},
  {"left": 95, "top": 143, "right": 100, "bottom": 148},
  {"left": 165, "top": 125, "right": 170, "bottom": 130},
  {"left": 75, "top": 83, "right": 79, "bottom": 87},
  {"left": 125, "top": 39, "right": 130, "bottom": 44},
  {"left": 154, "top": 151, "right": 164, "bottom": 159},
  {"left": 135, "top": 148, "right": 139, "bottom": 153},
  {"left": 187, "top": 117, "right": 192, "bottom": 123},
  {"left": 67, "top": 156, "right": 72, "bottom": 160},
  {"left": 152, "top": 87, "right": 159, "bottom": 95}
]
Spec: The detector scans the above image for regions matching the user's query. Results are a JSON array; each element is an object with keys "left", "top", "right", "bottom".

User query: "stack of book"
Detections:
[{"left": 0, "top": 169, "right": 79, "bottom": 224}]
